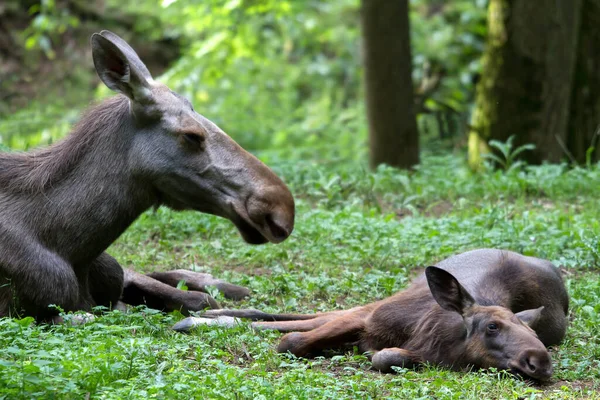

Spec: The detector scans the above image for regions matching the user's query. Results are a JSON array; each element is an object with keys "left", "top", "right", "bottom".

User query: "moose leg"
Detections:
[
  {"left": 87, "top": 252, "right": 125, "bottom": 308},
  {"left": 276, "top": 308, "right": 371, "bottom": 357},
  {"left": 122, "top": 269, "right": 219, "bottom": 313},
  {"left": 204, "top": 308, "right": 348, "bottom": 321},
  {"left": 147, "top": 270, "right": 250, "bottom": 300},
  {"left": 370, "top": 347, "right": 420, "bottom": 372},
  {"left": 172, "top": 308, "right": 356, "bottom": 333},
  {"left": 0, "top": 231, "right": 80, "bottom": 319},
  {"left": 0, "top": 273, "right": 13, "bottom": 317}
]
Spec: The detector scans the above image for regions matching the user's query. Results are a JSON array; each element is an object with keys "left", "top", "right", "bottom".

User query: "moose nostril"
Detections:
[
  {"left": 518, "top": 351, "right": 553, "bottom": 380},
  {"left": 522, "top": 355, "right": 538, "bottom": 373},
  {"left": 265, "top": 213, "right": 289, "bottom": 240}
]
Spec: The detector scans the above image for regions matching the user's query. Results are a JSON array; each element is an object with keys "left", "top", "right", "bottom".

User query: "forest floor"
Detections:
[{"left": 0, "top": 148, "right": 599, "bottom": 399}]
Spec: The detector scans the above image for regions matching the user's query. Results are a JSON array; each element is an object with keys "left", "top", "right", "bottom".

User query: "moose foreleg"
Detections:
[
  {"left": 122, "top": 269, "right": 219, "bottom": 313},
  {"left": 0, "top": 231, "right": 80, "bottom": 319},
  {"left": 147, "top": 270, "right": 250, "bottom": 300},
  {"left": 370, "top": 347, "right": 420, "bottom": 373},
  {"left": 87, "top": 252, "right": 125, "bottom": 309}
]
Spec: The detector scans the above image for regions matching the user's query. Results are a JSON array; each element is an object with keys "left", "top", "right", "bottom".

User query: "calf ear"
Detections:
[
  {"left": 426, "top": 266, "right": 476, "bottom": 316},
  {"left": 516, "top": 306, "right": 544, "bottom": 327},
  {"left": 91, "top": 32, "right": 153, "bottom": 103}
]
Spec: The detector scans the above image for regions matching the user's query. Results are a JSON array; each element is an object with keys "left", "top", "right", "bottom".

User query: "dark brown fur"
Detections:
[
  {"left": 183, "top": 249, "right": 569, "bottom": 380},
  {"left": 0, "top": 31, "right": 295, "bottom": 320}
]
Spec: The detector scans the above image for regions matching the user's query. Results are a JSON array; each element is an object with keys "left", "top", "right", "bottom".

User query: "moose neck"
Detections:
[
  {"left": 1, "top": 96, "right": 157, "bottom": 264},
  {"left": 404, "top": 307, "right": 471, "bottom": 368}
]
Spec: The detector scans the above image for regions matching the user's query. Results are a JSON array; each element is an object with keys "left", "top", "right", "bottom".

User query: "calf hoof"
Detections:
[
  {"left": 51, "top": 312, "right": 95, "bottom": 326},
  {"left": 371, "top": 348, "right": 416, "bottom": 373},
  {"left": 277, "top": 332, "right": 308, "bottom": 357},
  {"left": 172, "top": 316, "right": 239, "bottom": 332}
]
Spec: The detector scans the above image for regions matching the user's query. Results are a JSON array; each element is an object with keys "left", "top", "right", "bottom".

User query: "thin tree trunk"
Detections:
[
  {"left": 567, "top": 0, "right": 600, "bottom": 165},
  {"left": 361, "top": 0, "right": 419, "bottom": 169},
  {"left": 468, "top": 0, "right": 582, "bottom": 168}
]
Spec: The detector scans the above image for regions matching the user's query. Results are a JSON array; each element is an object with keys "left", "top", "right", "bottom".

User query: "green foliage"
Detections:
[
  {"left": 484, "top": 135, "right": 537, "bottom": 171},
  {"left": 4, "top": 0, "right": 489, "bottom": 151},
  {"left": 411, "top": 0, "right": 487, "bottom": 110},
  {"left": 0, "top": 101, "right": 79, "bottom": 149},
  {"left": 21, "top": 0, "right": 80, "bottom": 59},
  {"left": 156, "top": 0, "right": 362, "bottom": 151}
]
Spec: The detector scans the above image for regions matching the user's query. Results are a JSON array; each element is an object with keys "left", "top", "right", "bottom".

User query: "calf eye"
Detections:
[{"left": 486, "top": 323, "right": 499, "bottom": 334}]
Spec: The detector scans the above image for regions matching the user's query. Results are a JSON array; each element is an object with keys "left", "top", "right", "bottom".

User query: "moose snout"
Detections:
[
  {"left": 512, "top": 349, "right": 553, "bottom": 381},
  {"left": 246, "top": 186, "right": 295, "bottom": 244},
  {"left": 264, "top": 211, "right": 292, "bottom": 243}
]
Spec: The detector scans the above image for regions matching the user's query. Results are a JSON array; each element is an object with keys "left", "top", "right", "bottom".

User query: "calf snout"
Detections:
[{"left": 511, "top": 349, "right": 553, "bottom": 381}]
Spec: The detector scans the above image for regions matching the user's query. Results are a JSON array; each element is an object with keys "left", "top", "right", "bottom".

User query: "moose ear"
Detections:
[
  {"left": 426, "top": 266, "right": 476, "bottom": 316},
  {"left": 98, "top": 30, "right": 153, "bottom": 81},
  {"left": 515, "top": 306, "right": 544, "bottom": 327},
  {"left": 91, "top": 32, "right": 153, "bottom": 102}
]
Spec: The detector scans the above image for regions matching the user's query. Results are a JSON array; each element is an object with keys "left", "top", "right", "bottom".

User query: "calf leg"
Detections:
[
  {"left": 122, "top": 269, "right": 219, "bottom": 313},
  {"left": 147, "top": 270, "right": 250, "bottom": 300},
  {"left": 276, "top": 309, "right": 370, "bottom": 357},
  {"left": 172, "top": 308, "right": 357, "bottom": 333},
  {"left": 204, "top": 308, "right": 351, "bottom": 321}
]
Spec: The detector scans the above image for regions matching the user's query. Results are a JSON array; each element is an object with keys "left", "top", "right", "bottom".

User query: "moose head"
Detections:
[
  {"left": 91, "top": 31, "right": 295, "bottom": 244},
  {"left": 426, "top": 266, "right": 553, "bottom": 380}
]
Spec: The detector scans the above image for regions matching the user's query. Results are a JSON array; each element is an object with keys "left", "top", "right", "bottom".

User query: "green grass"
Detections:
[{"left": 1, "top": 151, "right": 599, "bottom": 399}]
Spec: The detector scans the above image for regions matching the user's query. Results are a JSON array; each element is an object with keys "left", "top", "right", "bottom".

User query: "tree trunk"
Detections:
[
  {"left": 567, "top": 0, "right": 600, "bottom": 165},
  {"left": 468, "top": 0, "right": 582, "bottom": 168},
  {"left": 361, "top": 0, "right": 419, "bottom": 169}
]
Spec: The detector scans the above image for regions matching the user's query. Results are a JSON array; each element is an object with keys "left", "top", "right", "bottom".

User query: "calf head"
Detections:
[
  {"left": 426, "top": 266, "right": 553, "bottom": 380},
  {"left": 91, "top": 31, "right": 294, "bottom": 244}
]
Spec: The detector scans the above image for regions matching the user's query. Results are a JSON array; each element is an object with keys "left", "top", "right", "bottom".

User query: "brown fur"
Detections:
[{"left": 189, "top": 249, "right": 569, "bottom": 380}]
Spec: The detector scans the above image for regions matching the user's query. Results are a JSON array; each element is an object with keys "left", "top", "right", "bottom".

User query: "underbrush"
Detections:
[{"left": 1, "top": 151, "right": 599, "bottom": 399}]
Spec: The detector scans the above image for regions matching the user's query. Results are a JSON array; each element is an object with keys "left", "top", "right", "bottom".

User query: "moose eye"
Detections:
[
  {"left": 182, "top": 132, "right": 205, "bottom": 146},
  {"left": 486, "top": 323, "right": 499, "bottom": 334}
]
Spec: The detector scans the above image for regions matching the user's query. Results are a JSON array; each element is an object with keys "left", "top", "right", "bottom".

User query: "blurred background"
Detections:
[{"left": 2, "top": 0, "right": 597, "bottom": 169}]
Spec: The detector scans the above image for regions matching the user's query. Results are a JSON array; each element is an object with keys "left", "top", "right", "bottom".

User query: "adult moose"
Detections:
[
  {"left": 0, "top": 31, "right": 295, "bottom": 320},
  {"left": 175, "top": 249, "right": 569, "bottom": 381}
]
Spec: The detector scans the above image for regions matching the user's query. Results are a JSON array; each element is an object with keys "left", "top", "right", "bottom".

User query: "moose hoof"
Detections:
[
  {"left": 180, "top": 292, "right": 220, "bottom": 312},
  {"left": 215, "top": 282, "right": 251, "bottom": 301}
]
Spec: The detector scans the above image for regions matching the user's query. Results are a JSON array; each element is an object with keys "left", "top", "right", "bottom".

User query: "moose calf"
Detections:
[{"left": 175, "top": 249, "right": 569, "bottom": 381}]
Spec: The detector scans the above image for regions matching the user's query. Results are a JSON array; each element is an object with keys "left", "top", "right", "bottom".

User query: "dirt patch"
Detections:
[
  {"left": 541, "top": 379, "right": 599, "bottom": 395},
  {"left": 396, "top": 200, "right": 455, "bottom": 220},
  {"left": 232, "top": 265, "right": 275, "bottom": 277}
]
